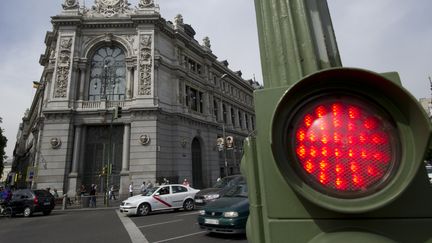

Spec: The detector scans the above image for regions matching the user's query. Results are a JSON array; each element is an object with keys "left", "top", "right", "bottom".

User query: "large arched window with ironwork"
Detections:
[{"left": 89, "top": 46, "right": 126, "bottom": 101}]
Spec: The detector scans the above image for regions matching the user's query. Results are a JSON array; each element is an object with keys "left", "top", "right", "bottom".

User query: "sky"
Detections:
[{"left": 0, "top": 0, "right": 431, "bottom": 159}]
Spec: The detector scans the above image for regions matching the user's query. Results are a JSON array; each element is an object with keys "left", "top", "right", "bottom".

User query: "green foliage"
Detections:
[{"left": 0, "top": 117, "right": 7, "bottom": 179}]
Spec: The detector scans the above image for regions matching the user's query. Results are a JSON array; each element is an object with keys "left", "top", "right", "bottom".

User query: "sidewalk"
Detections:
[{"left": 53, "top": 195, "right": 126, "bottom": 212}]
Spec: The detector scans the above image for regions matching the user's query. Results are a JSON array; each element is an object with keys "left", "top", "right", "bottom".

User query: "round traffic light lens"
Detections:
[{"left": 289, "top": 95, "right": 400, "bottom": 198}]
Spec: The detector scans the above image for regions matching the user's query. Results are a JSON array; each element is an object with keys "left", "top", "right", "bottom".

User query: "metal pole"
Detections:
[
  {"left": 222, "top": 123, "right": 228, "bottom": 177},
  {"left": 220, "top": 74, "right": 229, "bottom": 177},
  {"left": 106, "top": 113, "right": 113, "bottom": 207}
]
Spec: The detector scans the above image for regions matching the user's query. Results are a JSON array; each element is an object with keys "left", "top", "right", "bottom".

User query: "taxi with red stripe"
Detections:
[{"left": 119, "top": 184, "right": 199, "bottom": 216}]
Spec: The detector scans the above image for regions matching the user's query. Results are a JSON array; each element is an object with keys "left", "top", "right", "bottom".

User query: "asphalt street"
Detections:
[{"left": 0, "top": 208, "right": 248, "bottom": 243}]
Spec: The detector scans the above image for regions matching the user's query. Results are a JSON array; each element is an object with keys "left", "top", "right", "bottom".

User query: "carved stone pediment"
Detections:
[
  {"left": 92, "top": 0, "right": 131, "bottom": 17},
  {"left": 138, "top": 0, "right": 155, "bottom": 8},
  {"left": 62, "top": 0, "right": 79, "bottom": 10}
]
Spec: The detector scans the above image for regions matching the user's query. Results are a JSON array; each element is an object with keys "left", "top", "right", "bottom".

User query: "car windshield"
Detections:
[
  {"left": 223, "top": 184, "right": 248, "bottom": 198},
  {"left": 34, "top": 190, "right": 51, "bottom": 197},
  {"left": 212, "top": 176, "right": 243, "bottom": 189},
  {"left": 142, "top": 187, "right": 159, "bottom": 196}
]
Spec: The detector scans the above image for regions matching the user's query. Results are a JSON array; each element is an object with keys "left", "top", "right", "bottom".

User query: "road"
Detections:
[{"left": 0, "top": 208, "right": 248, "bottom": 243}]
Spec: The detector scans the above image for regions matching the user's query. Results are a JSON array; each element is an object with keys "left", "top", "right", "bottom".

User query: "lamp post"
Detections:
[
  {"left": 101, "top": 59, "right": 117, "bottom": 206},
  {"left": 220, "top": 74, "right": 229, "bottom": 177}
]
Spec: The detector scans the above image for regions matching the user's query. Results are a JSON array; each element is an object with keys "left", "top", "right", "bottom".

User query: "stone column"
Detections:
[
  {"left": 78, "top": 64, "right": 86, "bottom": 100},
  {"left": 126, "top": 66, "right": 133, "bottom": 99},
  {"left": 120, "top": 124, "right": 131, "bottom": 195},
  {"left": 218, "top": 98, "right": 224, "bottom": 123},
  {"left": 226, "top": 104, "right": 233, "bottom": 126},
  {"left": 234, "top": 108, "right": 240, "bottom": 128},
  {"left": 68, "top": 125, "right": 82, "bottom": 196}
]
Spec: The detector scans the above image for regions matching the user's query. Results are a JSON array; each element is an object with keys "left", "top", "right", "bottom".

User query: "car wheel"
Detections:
[
  {"left": 137, "top": 203, "right": 150, "bottom": 216},
  {"left": 23, "top": 207, "right": 33, "bottom": 217},
  {"left": 43, "top": 210, "right": 52, "bottom": 216},
  {"left": 183, "top": 199, "right": 194, "bottom": 211},
  {"left": 4, "top": 207, "right": 13, "bottom": 218}
]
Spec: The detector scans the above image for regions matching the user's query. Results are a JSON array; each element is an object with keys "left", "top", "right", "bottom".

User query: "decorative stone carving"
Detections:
[
  {"left": 202, "top": 37, "right": 211, "bottom": 49},
  {"left": 139, "top": 134, "right": 151, "bottom": 145},
  {"left": 138, "top": 0, "right": 154, "bottom": 8},
  {"left": 92, "top": 0, "right": 131, "bottom": 17},
  {"left": 138, "top": 34, "right": 153, "bottom": 95},
  {"left": 54, "top": 37, "right": 73, "bottom": 98},
  {"left": 50, "top": 137, "right": 62, "bottom": 149},
  {"left": 62, "top": 0, "right": 79, "bottom": 10},
  {"left": 174, "top": 14, "right": 184, "bottom": 29}
]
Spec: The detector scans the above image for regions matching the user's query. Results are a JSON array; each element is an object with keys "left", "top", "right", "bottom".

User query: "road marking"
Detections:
[
  {"left": 137, "top": 219, "right": 183, "bottom": 228},
  {"left": 152, "top": 231, "right": 207, "bottom": 243},
  {"left": 116, "top": 210, "right": 149, "bottom": 243},
  {"left": 176, "top": 211, "right": 200, "bottom": 216}
]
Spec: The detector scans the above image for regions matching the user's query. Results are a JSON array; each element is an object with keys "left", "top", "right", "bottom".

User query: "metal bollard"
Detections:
[{"left": 62, "top": 194, "right": 67, "bottom": 210}]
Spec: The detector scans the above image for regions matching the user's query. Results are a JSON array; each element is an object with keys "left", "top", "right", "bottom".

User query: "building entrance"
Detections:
[
  {"left": 82, "top": 125, "right": 123, "bottom": 193},
  {"left": 192, "top": 138, "right": 203, "bottom": 189}
]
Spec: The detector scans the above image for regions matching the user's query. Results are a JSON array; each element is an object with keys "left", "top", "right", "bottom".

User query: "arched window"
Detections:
[{"left": 89, "top": 46, "right": 126, "bottom": 101}]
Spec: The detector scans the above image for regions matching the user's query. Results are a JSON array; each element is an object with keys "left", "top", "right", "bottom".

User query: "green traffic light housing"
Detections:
[{"left": 271, "top": 67, "right": 432, "bottom": 213}]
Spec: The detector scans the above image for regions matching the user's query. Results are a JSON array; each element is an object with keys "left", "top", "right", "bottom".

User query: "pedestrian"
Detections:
[
  {"left": 140, "top": 181, "right": 146, "bottom": 193},
  {"left": 146, "top": 180, "right": 153, "bottom": 189},
  {"left": 89, "top": 184, "right": 96, "bottom": 207},
  {"left": 53, "top": 188, "right": 59, "bottom": 198},
  {"left": 182, "top": 178, "right": 190, "bottom": 187},
  {"left": 129, "top": 182, "right": 133, "bottom": 197},
  {"left": 109, "top": 185, "right": 116, "bottom": 200},
  {"left": 80, "top": 184, "right": 86, "bottom": 196}
]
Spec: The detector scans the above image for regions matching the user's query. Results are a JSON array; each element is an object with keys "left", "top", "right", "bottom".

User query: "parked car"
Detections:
[
  {"left": 119, "top": 184, "right": 199, "bottom": 216},
  {"left": 426, "top": 164, "right": 432, "bottom": 183},
  {"left": 8, "top": 189, "right": 55, "bottom": 217},
  {"left": 197, "top": 182, "right": 249, "bottom": 234},
  {"left": 194, "top": 175, "right": 245, "bottom": 207}
]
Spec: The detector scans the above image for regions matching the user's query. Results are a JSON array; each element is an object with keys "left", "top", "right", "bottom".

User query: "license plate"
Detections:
[
  {"left": 204, "top": 218, "right": 219, "bottom": 225},
  {"left": 43, "top": 202, "right": 51, "bottom": 206},
  {"left": 195, "top": 199, "right": 203, "bottom": 203}
]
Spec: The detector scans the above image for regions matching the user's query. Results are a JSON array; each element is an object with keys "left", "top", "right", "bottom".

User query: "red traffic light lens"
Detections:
[{"left": 289, "top": 95, "right": 400, "bottom": 198}]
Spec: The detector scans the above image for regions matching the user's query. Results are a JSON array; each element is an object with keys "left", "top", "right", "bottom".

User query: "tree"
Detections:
[{"left": 0, "top": 117, "right": 7, "bottom": 179}]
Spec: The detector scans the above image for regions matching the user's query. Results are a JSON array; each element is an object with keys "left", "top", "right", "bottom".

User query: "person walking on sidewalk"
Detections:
[
  {"left": 129, "top": 182, "right": 133, "bottom": 197},
  {"left": 89, "top": 184, "right": 97, "bottom": 207},
  {"left": 109, "top": 185, "right": 116, "bottom": 200}
]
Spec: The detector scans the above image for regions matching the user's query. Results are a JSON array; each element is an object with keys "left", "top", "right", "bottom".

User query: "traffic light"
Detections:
[
  {"left": 101, "top": 166, "right": 107, "bottom": 176},
  {"left": 114, "top": 106, "right": 122, "bottom": 119},
  {"left": 241, "top": 68, "right": 432, "bottom": 242}
]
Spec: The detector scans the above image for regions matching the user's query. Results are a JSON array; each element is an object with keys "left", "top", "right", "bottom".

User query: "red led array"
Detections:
[{"left": 293, "top": 101, "right": 394, "bottom": 193}]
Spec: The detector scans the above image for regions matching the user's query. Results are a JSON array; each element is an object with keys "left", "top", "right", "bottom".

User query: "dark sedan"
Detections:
[
  {"left": 194, "top": 175, "right": 245, "bottom": 207},
  {"left": 197, "top": 183, "right": 249, "bottom": 234}
]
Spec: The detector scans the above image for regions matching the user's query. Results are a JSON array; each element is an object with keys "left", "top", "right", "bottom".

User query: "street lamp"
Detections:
[{"left": 220, "top": 74, "right": 229, "bottom": 177}]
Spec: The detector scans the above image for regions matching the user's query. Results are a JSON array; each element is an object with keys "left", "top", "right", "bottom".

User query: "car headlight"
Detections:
[
  {"left": 199, "top": 210, "right": 206, "bottom": 215},
  {"left": 223, "top": 211, "right": 239, "bottom": 218},
  {"left": 204, "top": 194, "right": 220, "bottom": 200}
]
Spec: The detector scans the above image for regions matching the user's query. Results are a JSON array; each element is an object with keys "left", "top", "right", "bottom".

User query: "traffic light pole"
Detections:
[
  {"left": 106, "top": 111, "right": 113, "bottom": 207},
  {"left": 253, "top": 0, "right": 341, "bottom": 88}
]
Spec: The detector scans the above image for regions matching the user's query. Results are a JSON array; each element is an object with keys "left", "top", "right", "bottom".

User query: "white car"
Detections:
[
  {"left": 119, "top": 184, "right": 199, "bottom": 216},
  {"left": 426, "top": 165, "right": 432, "bottom": 183}
]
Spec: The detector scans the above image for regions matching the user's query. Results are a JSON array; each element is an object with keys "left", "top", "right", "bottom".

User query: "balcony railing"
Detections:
[{"left": 75, "top": 100, "right": 126, "bottom": 110}]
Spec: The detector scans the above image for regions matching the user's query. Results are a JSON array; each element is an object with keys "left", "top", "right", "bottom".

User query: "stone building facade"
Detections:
[{"left": 12, "top": 0, "right": 259, "bottom": 196}]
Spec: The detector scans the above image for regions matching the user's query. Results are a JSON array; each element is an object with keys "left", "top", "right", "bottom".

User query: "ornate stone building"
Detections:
[{"left": 12, "top": 0, "right": 259, "bottom": 196}]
